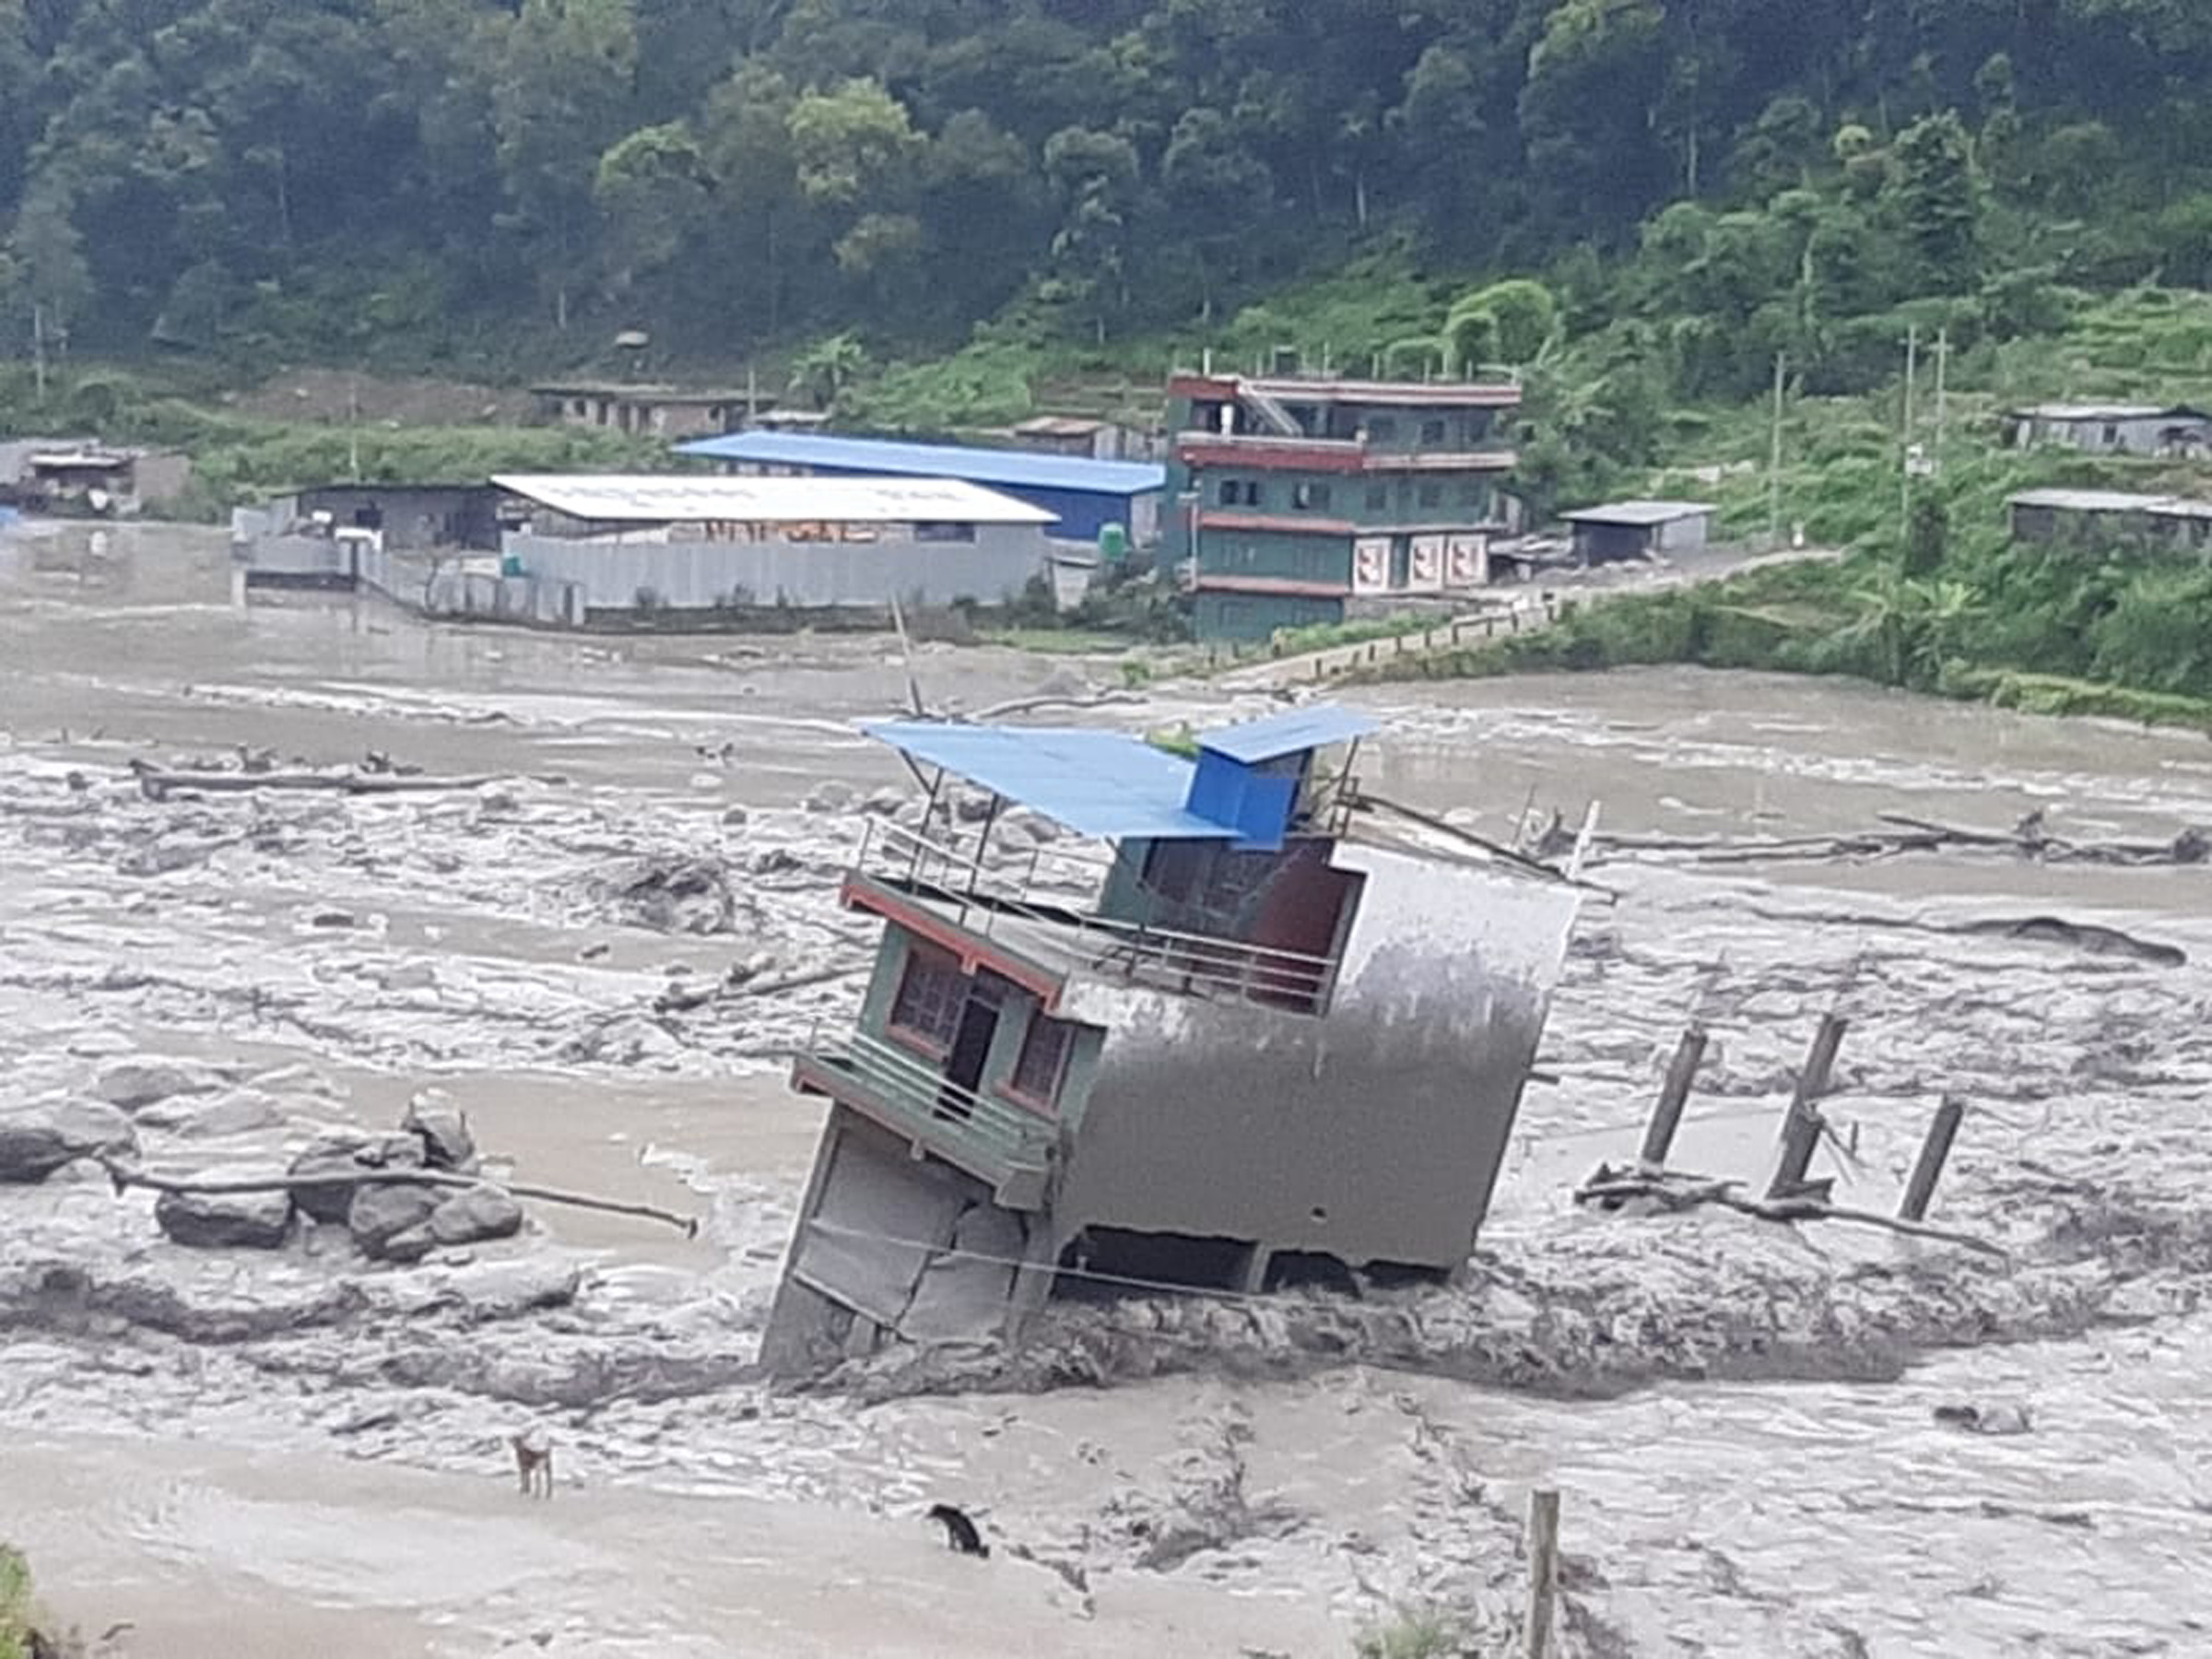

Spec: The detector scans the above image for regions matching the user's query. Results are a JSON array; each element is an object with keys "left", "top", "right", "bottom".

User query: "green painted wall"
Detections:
[
  {"left": 1194, "top": 590, "right": 1345, "bottom": 641},
  {"left": 1194, "top": 524, "right": 1352, "bottom": 585}
]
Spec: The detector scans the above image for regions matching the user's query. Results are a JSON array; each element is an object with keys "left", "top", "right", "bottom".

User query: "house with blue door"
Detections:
[
  {"left": 676, "top": 429, "right": 1165, "bottom": 547},
  {"left": 761, "top": 703, "right": 1584, "bottom": 1373}
]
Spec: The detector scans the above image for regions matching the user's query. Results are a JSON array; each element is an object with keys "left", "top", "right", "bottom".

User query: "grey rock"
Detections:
[
  {"left": 803, "top": 781, "right": 856, "bottom": 814},
  {"left": 860, "top": 786, "right": 909, "bottom": 817},
  {"left": 0, "top": 1099, "right": 136, "bottom": 1182},
  {"left": 429, "top": 1185, "right": 524, "bottom": 1246},
  {"left": 720, "top": 805, "right": 749, "bottom": 827},
  {"left": 378, "top": 1223, "right": 437, "bottom": 1264},
  {"left": 94, "top": 1058, "right": 221, "bottom": 1112},
  {"left": 347, "top": 1182, "right": 443, "bottom": 1258},
  {"left": 173, "top": 1089, "right": 287, "bottom": 1139},
  {"left": 288, "top": 1131, "right": 425, "bottom": 1223},
  {"left": 604, "top": 857, "right": 741, "bottom": 935},
  {"left": 155, "top": 1172, "right": 293, "bottom": 1249},
  {"left": 405, "top": 1094, "right": 477, "bottom": 1171},
  {"left": 379, "top": 962, "right": 439, "bottom": 992}
]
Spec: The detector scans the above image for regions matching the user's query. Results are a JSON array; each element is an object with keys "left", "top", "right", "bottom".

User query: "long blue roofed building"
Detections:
[
  {"left": 761, "top": 704, "right": 1584, "bottom": 1373},
  {"left": 676, "top": 429, "right": 1166, "bottom": 547}
]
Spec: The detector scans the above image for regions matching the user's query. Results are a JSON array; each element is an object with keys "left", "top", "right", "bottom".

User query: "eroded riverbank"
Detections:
[{"left": 5, "top": 524, "right": 2211, "bottom": 1655}]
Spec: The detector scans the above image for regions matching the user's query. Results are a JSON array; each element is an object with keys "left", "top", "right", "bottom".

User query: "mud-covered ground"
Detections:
[{"left": 4, "top": 524, "right": 2211, "bottom": 1657}]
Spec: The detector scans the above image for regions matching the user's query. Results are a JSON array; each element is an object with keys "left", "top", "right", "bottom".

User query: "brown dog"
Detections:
[{"left": 512, "top": 1430, "right": 553, "bottom": 1498}]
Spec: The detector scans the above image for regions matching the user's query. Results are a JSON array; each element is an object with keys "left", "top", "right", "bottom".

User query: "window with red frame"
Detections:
[
  {"left": 888, "top": 945, "right": 965, "bottom": 1049},
  {"left": 1008, "top": 1016, "right": 1074, "bottom": 1107}
]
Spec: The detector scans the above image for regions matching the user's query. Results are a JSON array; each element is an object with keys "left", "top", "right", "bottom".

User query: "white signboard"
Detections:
[
  {"left": 1408, "top": 534, "right": 1446, "bottom": 592},
  {"left": 1353, "top": 536, "right": 1392, "bottom": 594},
  {"left": 1446, "top": 534, "right": 1488, "bottom": 588}
]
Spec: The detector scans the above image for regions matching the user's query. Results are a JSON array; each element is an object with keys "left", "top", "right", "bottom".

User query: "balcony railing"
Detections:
[
  {"left": 853, "top": 818, "right": 1342, "bottom": 1013},
  {"left": 795, "top": 1026, "right": 1054, "bottom": 1201}
]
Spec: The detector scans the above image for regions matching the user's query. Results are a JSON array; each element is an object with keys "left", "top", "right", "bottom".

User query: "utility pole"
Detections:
[
  {"left": 1768, "top": 351, "right": 1786, "bottom": 549},
  {"left": 31, "top": 302, "right": 47, "bottom": 402},
  {"left": 347, "top": 377, "right": 362, "bottom": 483},
  {"left": 1934, "top": 327, "right": 1950, "bottom": 472},
  {"left": 1900, "top": 324, "right": 1919, "bottom": 542}
]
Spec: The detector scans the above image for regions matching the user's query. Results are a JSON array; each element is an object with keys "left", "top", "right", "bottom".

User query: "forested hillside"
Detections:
[{"left": 5, "top": 0, "right": 2212, "bottom": 385}]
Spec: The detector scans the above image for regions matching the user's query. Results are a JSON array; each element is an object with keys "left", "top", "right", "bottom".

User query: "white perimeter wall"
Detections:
[{"left": 504, "top": 524, "right": 1047, "bottom": 610}]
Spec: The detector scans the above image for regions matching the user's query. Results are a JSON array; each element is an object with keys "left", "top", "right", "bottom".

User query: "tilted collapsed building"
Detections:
[{"left": 761, "top": 705, "right": 1584, "bottom": 1372}]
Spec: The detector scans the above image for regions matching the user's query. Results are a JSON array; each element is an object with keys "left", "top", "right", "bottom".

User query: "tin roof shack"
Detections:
[
  {"left": 531, "top": 382, "right": 747, "bottom": 439},
  {"left": 677, "top": 430, "right": 1166, "bottom": 547},
  {"left": 761, "top": 706, "right": 1584, "bottom": 1375},
  {"left": 2006, "top": 488, "right": 2212, "bottom": 555},
  {"left": 17, "top": 446, "right": 191, "bottom": 517},
  {"left": 1004, "top": 414, "right": 1162, "bottom": 463},
  {"left": 1164, "top": 371, "right": 1523, "bottom": 642},
  {"left": 234, "top": 482, "right": 513, "bottom": 590},
  {"left": 1560, "top": 500, "right": 1715, "bottom": 566},
  {"left": 268, "top": 483, "right": 504, "bottom": 551},
  {"left": 2006, "top": 404, "right": 2212, "bottom": 458},
  {"left": 491, "top": 473, "right": 1059, "bottom": 618}
]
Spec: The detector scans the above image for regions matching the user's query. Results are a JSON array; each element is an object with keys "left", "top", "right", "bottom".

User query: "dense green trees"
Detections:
[{"left": 1, "top": 0, "right": 2211, "bottom": 372}]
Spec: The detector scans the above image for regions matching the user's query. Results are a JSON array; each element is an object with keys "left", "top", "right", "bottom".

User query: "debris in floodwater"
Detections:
[{"left": 594, "top": 855, "right": 753, "bottom": 935}]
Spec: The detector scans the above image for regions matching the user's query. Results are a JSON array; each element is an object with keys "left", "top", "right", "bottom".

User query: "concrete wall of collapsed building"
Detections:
[
  {"left": 501, "top": 525, "right": 1046, "bottom": 611},
  {"left": 759, "top": 1105, "right": 1049, "bottom": 1375},
  {"left": 1050, "top": 843, "right": 1582, "bottom": 1271}
]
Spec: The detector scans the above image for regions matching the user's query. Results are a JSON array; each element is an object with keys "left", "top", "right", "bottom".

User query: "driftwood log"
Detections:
[
  {"left": 130, "top": 762, "right": 503, "bottom": 801},
  {"left": 104, "top": 1161, "right": 699, "bottom": 1236},
  {"left": 1579, "top": 811, "right": 2207, "bottom": 870},
  {"left": 1575, "top": 1164, "right": 2006, "bottom": 1259}
]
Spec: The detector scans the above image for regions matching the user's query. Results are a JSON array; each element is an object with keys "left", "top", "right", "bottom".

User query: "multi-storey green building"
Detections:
[{"left": 1164, "top": 371, "right": 1523, "bottom": 641}]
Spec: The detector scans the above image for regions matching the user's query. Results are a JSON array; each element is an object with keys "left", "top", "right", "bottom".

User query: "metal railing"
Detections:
[
  {"left": 798, "top": 1026, "right": 1053, "bottom": 1171},
  {"left": 853, "top": 818, "right": 1341, "bottom": 1013}
]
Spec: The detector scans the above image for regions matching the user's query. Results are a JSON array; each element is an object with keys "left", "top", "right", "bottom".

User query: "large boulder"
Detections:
[
  {"left": 347, "top": 1182, "right": 442, "bottom": 1260},
  {"left": 288, "top": 1131, "right": 424, "bottom": 1223},
  {"left": 0, "top": 1099, "right": 136, "bottom": 1182},
  {"left": 169, "top": 1089, "right": 287, "bottom": 1139},
  {"left": 94, "top": 1058, "right": 222, "bottom": 1113},
  {"left": 155, "top": 1172, "right": 294, "bottom": 1249},
  {"left": 428, "top": 1185, "right": 524, "bottom": 1246},
  {"left": 404, "top": 1093, "right": 477, "bottom": 1172}
]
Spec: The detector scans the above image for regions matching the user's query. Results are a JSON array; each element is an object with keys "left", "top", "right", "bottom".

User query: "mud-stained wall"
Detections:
[
  {"left": 502, "top": 526, "right": 1046, "bottom": 610},
  {"left": 1051, "top": 845, "right": 1581, "bottom": 1270}
]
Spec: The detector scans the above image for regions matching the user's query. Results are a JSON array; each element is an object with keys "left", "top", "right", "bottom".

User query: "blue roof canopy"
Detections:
[
  {"left": 678, "top": 431, "right": 1166, "bottom": 498},
  {"left": 867, "top": 703, "right": 1376, "bottom": 844},
  {"left": 1196, "top": 705, "right": 1379, "bottom": 765},
  {"left": 865, "top": 724, "right": 1227, "bottom": 840}
]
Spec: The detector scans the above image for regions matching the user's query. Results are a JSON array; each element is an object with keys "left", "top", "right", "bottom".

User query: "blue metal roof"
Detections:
[
  {"left": 678, "top": 431, "right": 1166, "bottom": 498},
  {"left": 865, "top": 724, "right": 1228, "bottom": 840},
  {"left": 1195, "top": 705, "right": 1379, "bottom": 765}
]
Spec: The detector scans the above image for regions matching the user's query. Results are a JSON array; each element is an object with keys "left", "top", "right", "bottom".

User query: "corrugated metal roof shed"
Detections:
[
  {"left": 864, "top": 724, "right": 1227, "bottom": 840},
  {"left": 677, "top": 431, "right": 1166, "bottom": 496},
  {"left": 2007, "top": 404, "right": 2211, "bottom": 422},
  {"left": 491, "top": 474, "right": 1055, "bottom": 525},
  {"left": 1196, "top": 704, "right": 1378, "bottom": 764},
  {"left": 2008, "top": 487, "right": 2212, "bottom": 517},
  {"left": 1559, "top": 499, "right": 1716, "bottom": 527}
]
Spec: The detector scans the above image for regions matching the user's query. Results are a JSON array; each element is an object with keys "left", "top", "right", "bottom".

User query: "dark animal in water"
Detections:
[
  {"left": 1933, "top": 1402, "right": 2033, "bottom": 1436},
  {"left": 512, "top": 1429, "right": 554, "bottom": 1497},
  {"left": 926, "top": 1502, "right": 989, "bottom": 1558}
]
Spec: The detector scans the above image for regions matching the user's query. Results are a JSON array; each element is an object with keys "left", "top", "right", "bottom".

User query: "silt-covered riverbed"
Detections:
[{"left": 3, "top": 524, "right": 2210, "bottom": 1656}]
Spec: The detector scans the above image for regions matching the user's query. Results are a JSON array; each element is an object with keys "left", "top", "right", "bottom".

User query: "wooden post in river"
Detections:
[
  {"left": 1523, "top": 1488, "right": 1561, "bottom": 1658},
  {"left": 1769, "top": 1013, "right": 1848, "bottom": 1199},
  {"left": 1639, "top": 1025, "right": 1709, "bottom": 1171},
  {"left": 1899, "top": 1096, "right": 1966, "bottom": 1221}
]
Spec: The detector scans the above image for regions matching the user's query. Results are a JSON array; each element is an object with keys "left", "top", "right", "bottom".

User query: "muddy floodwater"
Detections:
[{"left": 4, "top": 524, "right": 2211, "bottom": 1657}]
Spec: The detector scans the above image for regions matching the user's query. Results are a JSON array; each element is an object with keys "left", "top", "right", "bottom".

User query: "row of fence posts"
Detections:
[
  {"left": 1196, "top": 594, "right": 1568, "bottom": 674},
  {"left": 1510, "top": 1010, "right": 1976, "bottom": 1655}
]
